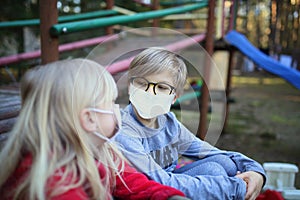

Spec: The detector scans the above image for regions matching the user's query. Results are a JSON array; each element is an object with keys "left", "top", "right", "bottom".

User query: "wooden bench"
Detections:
[{"left": 0, "top": 89, "right": 21, "bottom": 147}]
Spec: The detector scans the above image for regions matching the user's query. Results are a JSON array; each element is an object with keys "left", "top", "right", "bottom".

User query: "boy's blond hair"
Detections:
[
  {"left": 128, "top": 47, "right": 187, "bottom": 96},
  {"left": 0, "top": 58, "right": 125, "bottom": 200}
]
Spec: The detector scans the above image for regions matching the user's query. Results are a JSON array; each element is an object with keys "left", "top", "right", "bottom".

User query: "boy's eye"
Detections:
[
  {"left": 137, "top": 81, "right": 147, "bottom": 87},
  {"left": 157, "top": 84, "right": 169, "bottom": 90},
  {"left": 133, "top": 78, "right": 148, "bottom": 88}
]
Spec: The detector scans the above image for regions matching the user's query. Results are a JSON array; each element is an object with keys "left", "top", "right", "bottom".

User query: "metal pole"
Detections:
[
  {"left": 0, "top": 10, "right": 118, "bottom": 28},
  {"left": 197, "top": 0, "right": 215, "bottom": 140},
  {"left": 50, "top": 3, "right": 208, "bottom": 36},
  {"left": 40, "top": 0, "right": 59, "bottom": 64}
]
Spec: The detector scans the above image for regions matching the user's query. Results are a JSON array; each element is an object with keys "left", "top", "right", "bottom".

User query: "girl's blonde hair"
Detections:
[
  {"left": 128, "top": 47, "right": 187, "bottom": 96},
  {"left": 0, "top": 58, "right": 125, "bottom": 199}
]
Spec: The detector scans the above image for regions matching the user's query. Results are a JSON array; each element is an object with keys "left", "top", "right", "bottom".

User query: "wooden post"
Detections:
[
  {"left": 40, "top": 0, "right": 59, "bottom": 64},
  {"left": 216, "top": 0, "right": 224, "bottom": 39},
  {"left": 228, "top": 0, "right": 237, "bottom": 32},
  {"left": 269, "top": 0, "right": 277, "bottom": 54},
  {"left": 197, "top": 0, "right": 215, "bottom": 140},
  {"left": 152, "top": 0, "right": 160, "bottom": 28},
  {"left": 224, "top": 47, "right": 235, "bottom": 130},
  {"left": 106, "top": 0, "right": 114, "bottom": 35},
  {"left": 221, "top": 0, "right": 225, "bottom": 37}
]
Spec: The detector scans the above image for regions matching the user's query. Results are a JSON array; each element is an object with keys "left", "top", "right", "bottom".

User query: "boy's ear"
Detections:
[
  {"left": 80, "top": 109, "right": 98, "bottom": 132},
  {"left": 172, "top": 95, "right": 177, "bottom": 104},
  {"left": 128, "top": 84, "right": 131, "bottom": 95}
]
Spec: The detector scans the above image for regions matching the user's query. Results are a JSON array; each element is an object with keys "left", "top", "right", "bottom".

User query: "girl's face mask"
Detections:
[
  {"left": 129, "top": 84, "right": 175, "bottom": 119},
  {"left": 92, "top": 131, "right": 119, "bottom": 143},
  {"left": 88, "top": 105, "right": 121, "bottom": 142}
]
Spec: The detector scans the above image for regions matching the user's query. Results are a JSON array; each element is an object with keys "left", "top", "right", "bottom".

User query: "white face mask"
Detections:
[
  {"left": 129, "top": 85, "right": 175, "bottom": 119},
  {"left": 88, "top": 105, "right": 122, "bottom": 142}
]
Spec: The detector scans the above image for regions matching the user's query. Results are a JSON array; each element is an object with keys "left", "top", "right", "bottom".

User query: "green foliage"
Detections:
[{"left": 0, "top": 0, "right": 39, "bottom": 20}]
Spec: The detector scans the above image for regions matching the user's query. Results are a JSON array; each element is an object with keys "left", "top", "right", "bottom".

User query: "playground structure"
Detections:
[
  {"left": 0, "top": 0, "right": 300, "bottom": 140},
  {"left": 1, "top": 0, "right": 300, "bottom": 198},
  {"left": 0, "top": 0, "right": 221, "bottom": 140}
]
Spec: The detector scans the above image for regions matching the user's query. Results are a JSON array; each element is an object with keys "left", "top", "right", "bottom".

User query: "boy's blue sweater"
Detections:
[{"left": 114, "top": 104, "right": 266, "bottom": 200}]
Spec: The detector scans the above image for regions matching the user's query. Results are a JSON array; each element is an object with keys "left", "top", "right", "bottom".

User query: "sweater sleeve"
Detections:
[
  {"left": 112, "top": 161, "right": 185, "bottom": 200},
  {"left": 177, "top": 123, "right": 266, "bottom": 184}
]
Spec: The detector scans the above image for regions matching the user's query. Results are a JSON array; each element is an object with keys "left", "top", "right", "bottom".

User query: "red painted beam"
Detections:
[
  {"left": 106, "top": 33, "right": 206, "bottom": 74},
  {"left": 0, "top": 33, "right": 205, "bottom": 75},
  {"left": 0, "top": 35, "right": 118, "bottom": 66}
]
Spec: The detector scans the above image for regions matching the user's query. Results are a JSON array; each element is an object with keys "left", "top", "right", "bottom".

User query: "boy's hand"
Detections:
[{"left": 236, "top": 171, "right": 264, "bottom": 200}]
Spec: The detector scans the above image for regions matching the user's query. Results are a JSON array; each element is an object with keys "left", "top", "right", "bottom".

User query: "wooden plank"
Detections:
[
  {"left": 0, "top": 91, "right": 20, "bottom": 109},
  {"left": 0, "top": 104, "right": 21, "bottom": 120},
  {"left": 0, "top": 117, "right": 18, "bottom": 134},
  {"left": 0, "top": 132, "right": 9, "bottom": 148}
]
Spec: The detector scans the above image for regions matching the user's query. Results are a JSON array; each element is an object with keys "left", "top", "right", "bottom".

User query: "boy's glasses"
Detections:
[{"left": 130, "top": 77, "right": 175, "bottom": 95}]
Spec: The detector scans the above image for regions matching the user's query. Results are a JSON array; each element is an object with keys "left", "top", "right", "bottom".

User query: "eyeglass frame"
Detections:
[{"left": 130, "top": 77, "right": 176, "bottom": 95}]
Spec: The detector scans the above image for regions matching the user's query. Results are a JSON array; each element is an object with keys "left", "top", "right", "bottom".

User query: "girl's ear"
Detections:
[{"left": 80, "top": 108, "right": 98, "bottom": 132}]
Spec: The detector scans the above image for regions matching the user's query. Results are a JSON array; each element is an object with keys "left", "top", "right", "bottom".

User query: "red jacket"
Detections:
[{"left": 4, "top": 154, "right": 185, "bottom": 199}]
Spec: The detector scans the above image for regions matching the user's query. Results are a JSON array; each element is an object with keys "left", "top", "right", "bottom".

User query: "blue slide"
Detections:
[{"left": 225, "top": 30, "right": 300, "bottom": 90}]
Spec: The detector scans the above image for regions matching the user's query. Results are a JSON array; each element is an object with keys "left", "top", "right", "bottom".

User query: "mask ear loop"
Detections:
[
  {"left": 88, "top": 108, "right": 114, "bottom": 114},
  {"left": 88, "top": 106, "right": 121, "bottom": 142},
  {"left": 93, "top": 131, "right": 110, "bottom": 142}
]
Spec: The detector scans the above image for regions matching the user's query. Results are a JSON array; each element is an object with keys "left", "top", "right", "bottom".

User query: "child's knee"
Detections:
[
  {"left": 176, "top": 161, "right": 227, "bottom": 176},
  {"left": 209, "top": 155, "right": 237, "bottom": 176}
]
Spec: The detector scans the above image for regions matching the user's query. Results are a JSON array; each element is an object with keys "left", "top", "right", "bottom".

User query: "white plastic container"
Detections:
[
  {"left": 281, "top": 190, "right": 300, "bottom": 200},
  {"left": 263, "top": 162, "right": 299, "bottom": 191}
]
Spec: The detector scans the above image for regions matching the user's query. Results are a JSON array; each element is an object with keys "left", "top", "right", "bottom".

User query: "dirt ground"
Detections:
[{"left": 215, "top": 71, "right": 300, "bottom": 188}]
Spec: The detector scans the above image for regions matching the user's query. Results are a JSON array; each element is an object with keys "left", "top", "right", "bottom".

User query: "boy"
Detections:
[{"left": 115, "top": 47, "right": 266, "bottom": 200}]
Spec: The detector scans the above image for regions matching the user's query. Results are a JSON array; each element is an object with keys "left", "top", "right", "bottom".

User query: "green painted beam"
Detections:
[
  {"left": 173, "top": 91, "right": 201, "bottom": 106},
  {"left": 50, "top": 2, "right": 208, "bottom": 36},
  {"left": 0, "top": 10, "right": 118, "bottom": 28},
  {"left": 160, "top": 0, "right": 207, "bottom": 6}
]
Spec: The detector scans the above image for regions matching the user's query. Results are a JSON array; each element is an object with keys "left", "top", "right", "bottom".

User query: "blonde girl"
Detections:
[{"left": 0, "top": 58, "right": 187, "bottom": 200}]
